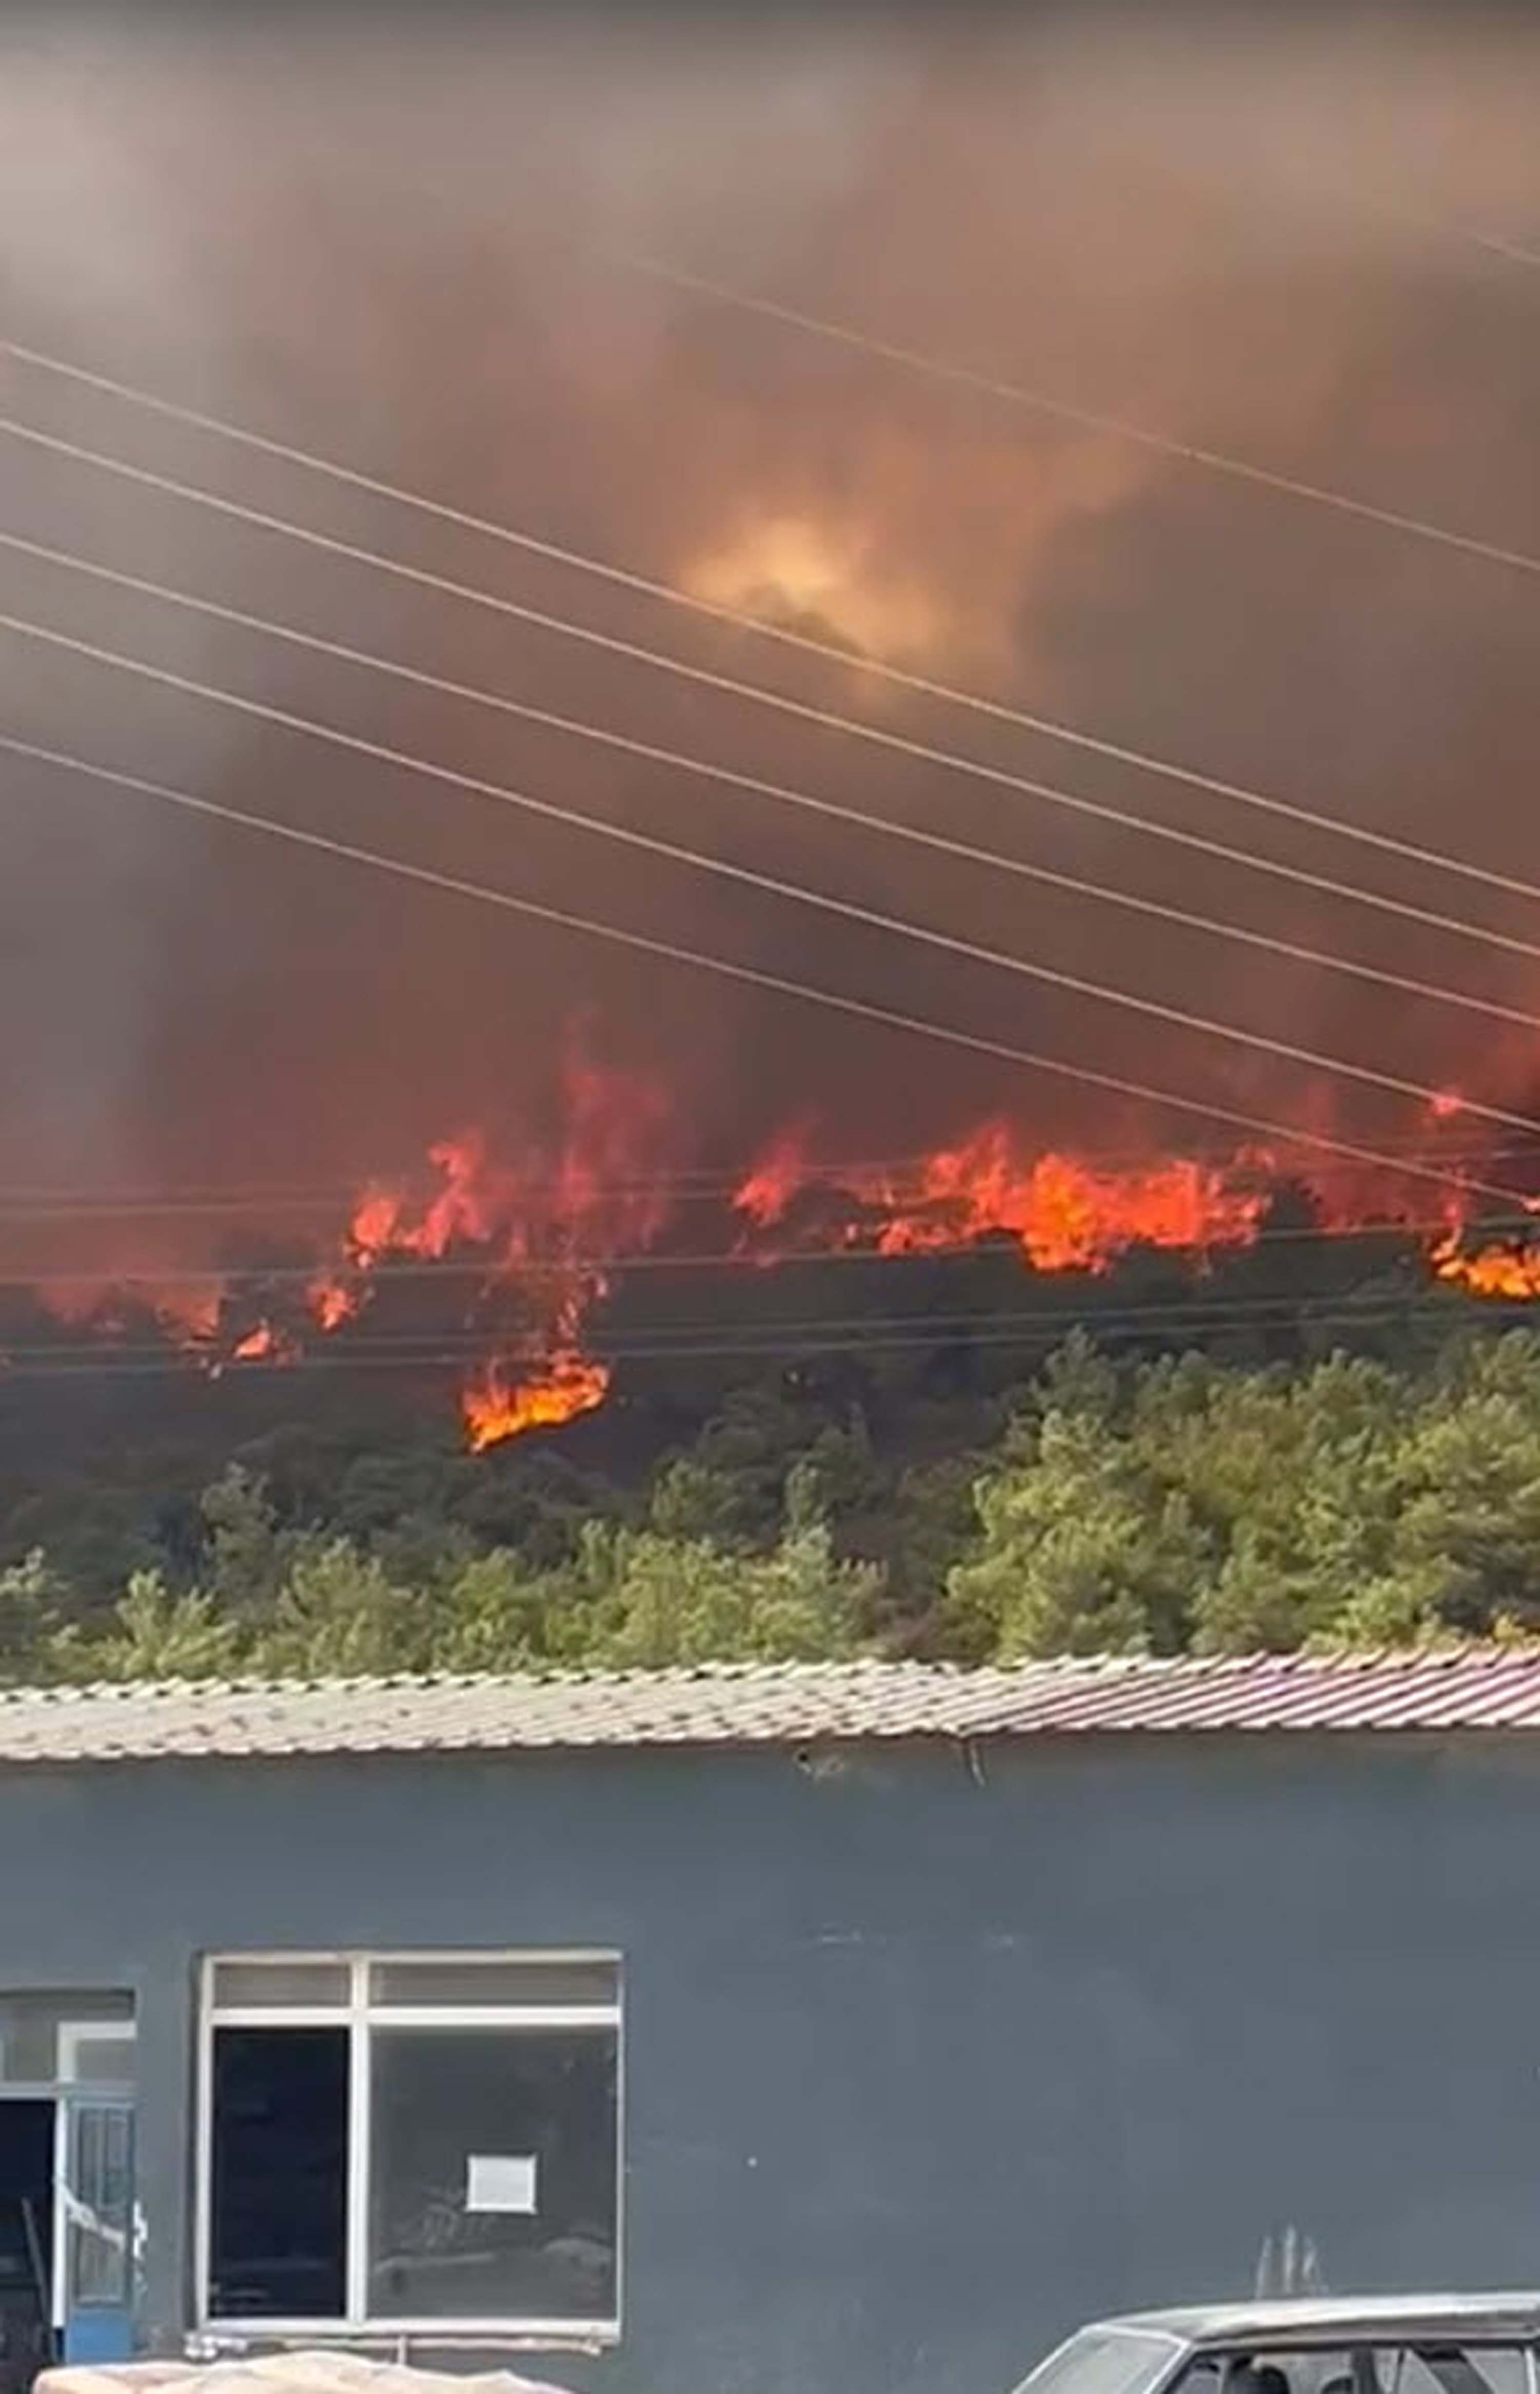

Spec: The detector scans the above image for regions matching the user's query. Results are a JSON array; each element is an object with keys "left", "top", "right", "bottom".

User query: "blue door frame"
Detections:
[{"left": 58, "top": 2096, "right": 135, "bottom": 2364}]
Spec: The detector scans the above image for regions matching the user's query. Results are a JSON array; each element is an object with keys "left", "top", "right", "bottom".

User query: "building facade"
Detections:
[{"left": 3, "top": 1655, "right": 1540, "bottom": 2394}]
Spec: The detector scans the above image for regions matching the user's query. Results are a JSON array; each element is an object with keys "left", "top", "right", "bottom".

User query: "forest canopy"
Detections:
[{"left": 7, "top": 1323, "right": 1540, "bottom": 1683}]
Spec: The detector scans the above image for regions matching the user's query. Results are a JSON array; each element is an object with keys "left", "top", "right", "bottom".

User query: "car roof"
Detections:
[{"left": 1092, "top": 2295, "right": 1540, "bottom": 2348}]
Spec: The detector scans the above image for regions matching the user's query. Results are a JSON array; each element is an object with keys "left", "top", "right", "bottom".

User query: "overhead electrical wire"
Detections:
[
  {"left": 6, "top": 614, "right": 1538, "bottom": 1153},
  {"left": 5, "top": 1212, "right": 1532, "bottom": 1288},
  {"left": 3, "top": 357, "right": 1538, "bottom": 916},
  {"left": 0, "top": 1291, "right": 1495, "bottom": 1356},
  {"left": 0, "top": 1286, "right": 1519, "bottom": 1354},
  {"left": 8, "top": 526, "right": 1540, "bottom": 1041},
  {"left": 1461, "top": 227, "right": 1540, "bottom": 270},
  {"left": 615, "top": 252, "right": 1540, "bottom": 581},
  {"left": 0, "top": 732, "right": 1526, "bottom": 1211},
  {"left": 6, "top": 423, "right": 1539, "bottom": 978},
  {"left": 0, "top": 1297, "right": 1527, "bottom": 1382},
  {"left": 0, "top": 1139, "right": 1526, "bottom": 1215}
]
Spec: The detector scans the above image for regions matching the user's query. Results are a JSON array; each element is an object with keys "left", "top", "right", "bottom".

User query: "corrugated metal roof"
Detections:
[{"left": 5, "top": 1648, "right": 1540, "bottom": 1763}]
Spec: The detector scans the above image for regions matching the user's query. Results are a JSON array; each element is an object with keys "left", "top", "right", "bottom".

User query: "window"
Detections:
[
  {"left": 0, "top": 1993, "right": 134, "bottom": 2088},
  {"left": 1171, "top": 2350, "right": 1532, "bottom": 2394},
  {"left": 57, "top": 2021, "right": 138, "bottom": 2088},
  {"left": 1018, "top": 2330, "right": 1186, "bottom": 2394},
  {"left": 199, "top": 1954, "right": 621, "bottom": 2338}
]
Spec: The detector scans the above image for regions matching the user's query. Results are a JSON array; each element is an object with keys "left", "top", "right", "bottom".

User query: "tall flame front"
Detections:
[{"left": 10, "top": 1059, "right": 1539, "bottom": 1452}]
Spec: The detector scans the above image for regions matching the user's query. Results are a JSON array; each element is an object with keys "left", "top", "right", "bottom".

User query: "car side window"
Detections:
[{"left": 1385, "top": 2349, "right": 1530, "bottom": 2394}]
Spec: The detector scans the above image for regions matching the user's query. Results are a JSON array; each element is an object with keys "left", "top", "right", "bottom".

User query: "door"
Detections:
[{"left": 59, "top": 2101, "right": 133, "bottom": 2364}]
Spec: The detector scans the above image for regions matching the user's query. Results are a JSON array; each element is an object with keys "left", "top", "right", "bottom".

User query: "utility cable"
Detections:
[
  {"left": 4, "top": 613, "right": 1536, "bottom": 1148},
  {"left": 619, "top": 251, "right": 1540, "bottom": 581},
  {"left": 8, "top": 524, "right": 1540, "bottom": 1036},
  {"left": 0, "top": 729, "right": 1524, "bottom": 1209},
  {"left": 3, "top": 354, "right": 1538, "bottom": 911}
]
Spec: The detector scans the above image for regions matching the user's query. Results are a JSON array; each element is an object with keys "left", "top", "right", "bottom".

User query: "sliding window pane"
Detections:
[
  {"left": 368, "top": 2028, "right": 618, "bottom": 2321},
  {"left": 209, "top": 2026, "right": 348, "bottom": 2318}
]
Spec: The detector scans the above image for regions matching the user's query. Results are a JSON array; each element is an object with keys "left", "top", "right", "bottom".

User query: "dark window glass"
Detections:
[
  {"left": 209, "top": 2026, "right": 348, "bottom": 2319},
  {"left": 1177, "top": 2345, "right": 1529, "bottom": 2394},
  {"left": 368, "top": 2028, "right": 618, "bottom": 2322}
]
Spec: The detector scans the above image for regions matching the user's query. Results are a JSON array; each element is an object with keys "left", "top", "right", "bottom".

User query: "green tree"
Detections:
[
  {"left": 0, "top": 1550, "right": 74, "bottom": 1683},
  {"left": 255, "top": 1539, "right": 427, "bottom": 1677},
  {"left": 200, "top": 1465, "right": 290, "bottom": 1620},
  {"left": 594, "top": 1510, "right": 876, "bottom": 1668},
  {"left": 88, "top": 1572, "right": 245, "bottom": 1682}
]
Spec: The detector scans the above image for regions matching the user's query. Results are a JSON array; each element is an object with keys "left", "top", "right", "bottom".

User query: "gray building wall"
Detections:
[{"left": 3, "top": 1732, "right": 1539, "bottom": 2394}]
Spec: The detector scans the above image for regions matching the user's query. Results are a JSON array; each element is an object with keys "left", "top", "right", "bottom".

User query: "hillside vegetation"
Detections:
[{"left": 6, "top": 1324, "right": 1540, "bottom": 1682}]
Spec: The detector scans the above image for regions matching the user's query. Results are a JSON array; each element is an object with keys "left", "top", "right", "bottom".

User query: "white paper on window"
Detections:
[{"left": 465, "top": 2153, "right": 538, "bottom": 2214}]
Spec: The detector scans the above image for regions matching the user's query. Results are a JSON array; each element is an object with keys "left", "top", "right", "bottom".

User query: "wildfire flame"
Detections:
[
  {"left": 225, "top": 1320, "right": 301, "bottom": 1367},
  {"left": 13, "top": 1063, "right": 1540, "bottom": 1453},
  {"left": 733, "top": 1122, "right": 1269, "bottom": 1273},
  {"left": 300, "top": 1054, "right": 673, "bottom": 1449},
  {"left": 308, "top": 1275, "right": 361, "bottom": 1333},
  {"left": 461, "top": 1349, "right": 613, "bottom": 1452},
  {"left": 1430, "top": 1229, "right": 1540, "bottom": 1300}
]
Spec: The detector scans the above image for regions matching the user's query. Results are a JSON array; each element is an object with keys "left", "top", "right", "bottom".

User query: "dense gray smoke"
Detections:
[{"left": 1, "top": 5, "right": 1537, "bottom": 1275}]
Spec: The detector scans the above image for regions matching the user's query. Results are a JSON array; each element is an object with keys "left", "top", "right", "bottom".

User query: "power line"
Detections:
[
  {"left": 1, "top": 731, "right": 1525, "bottom": 1210},
  {"left": 620, "top": 251, "right": 1540, "bottom": 580},
  {"left": 6, "top": 1214, "right": 1525, "bottom": 1288},
  {"left": 0, "top": 1298, "right": 1530, "bottom": 1382},
  {"left": 7, "top": 614, "right": 1538, "bottom": 1149},
  {"left": 8, "top": 421, "right": 1540, "bottom": 975},
  {"left": 0, "top": 1135, "right": 1525, "bottom": 1214},
  {"left": 10, "top": 527, "right": 1540, "bottom": 1042},
  {"left": 0, "top": 1288, "right": 1513, "bottom": 1357},
  {"left": 3, "top": 359, "right": 1538, "bottom": 916},
  {"left": 14, "top": 1267, "right": 1533, "bottom": 1350},
  {"left": 1462, "top": 227, "right": 1540, "bottom": 271},
  {"left": 2, "top": 1291, "right": 1481, "bottom": 1356}
]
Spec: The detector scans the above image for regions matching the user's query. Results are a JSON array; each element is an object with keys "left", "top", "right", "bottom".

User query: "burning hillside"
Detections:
[
  {"left": 5, "top": 1046, "right": 1537, "bottom": 1452},
  {"left": 1, "top": 14, "right": 1538, "bottom": 1468}
]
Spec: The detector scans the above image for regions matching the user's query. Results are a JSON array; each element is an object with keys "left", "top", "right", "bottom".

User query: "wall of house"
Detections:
[{"left": 3, "top": 1731, "right": 1539, "bottom": 2394}]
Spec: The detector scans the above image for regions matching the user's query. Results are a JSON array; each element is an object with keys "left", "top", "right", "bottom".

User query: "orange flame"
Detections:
[
  {"left": 1430, "top": 1229, "right": 1540, "bottom": 1299},
  {"left": 461, "top": 1349, "right": 612, "bottom": 1453},
  {"left": 318, "top": 1054, "right": 675, "bottom": 1447},
  {"left": 229, "top": 1319, "right": 300, "bottom": 1364},
  {"left": 18, "top": 1043, "right": 1536, "bottom": 1453},
  {"left": 735, "top": 1121, "right": 1268, "bottom": 1274},
  {"left": 307, "top": 1274, "right": 362, "bottom": 1333},
  {"left": 734, "top": 1123, "right": 814, "bottom": 1232}
]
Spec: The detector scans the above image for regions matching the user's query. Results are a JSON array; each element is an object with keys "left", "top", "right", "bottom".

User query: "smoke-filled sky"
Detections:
[{"left": 2, "top": 3, "right": 1538, "bottom": 1266}]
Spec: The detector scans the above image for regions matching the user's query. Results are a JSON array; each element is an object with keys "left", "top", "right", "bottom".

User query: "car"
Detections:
[{"left": 1017, "top": 2296, "right": 1540, "bottom": 2394}]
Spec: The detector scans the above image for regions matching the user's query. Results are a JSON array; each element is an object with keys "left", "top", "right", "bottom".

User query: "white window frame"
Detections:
[
  {"left": 56, "top": 2019, "right": 137, "bottom": 2087},
  {"left": 196, "top": 1951, "right": 623, "bottom": 2349}
]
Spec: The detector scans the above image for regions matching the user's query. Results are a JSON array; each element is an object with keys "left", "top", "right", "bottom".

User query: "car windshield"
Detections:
[{"left": 1019, "top": 2328, "right": 1185, "bottom": 2394}]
